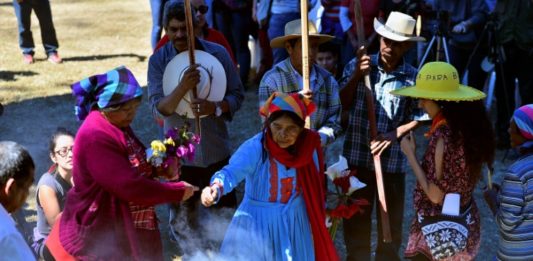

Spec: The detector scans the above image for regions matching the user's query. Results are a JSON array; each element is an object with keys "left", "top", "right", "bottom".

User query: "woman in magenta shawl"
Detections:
[{"left": 48, "top": 66, "right": 197, "bottom": 260}]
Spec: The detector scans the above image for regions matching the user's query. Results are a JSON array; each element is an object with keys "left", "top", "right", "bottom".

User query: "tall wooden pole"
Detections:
[
  {"left": 300, "top": 0, "right": 311, "bottom": 129},
  {"left": 353, "top": 0, "right": 392, "bottom": 243},
  {"left": 184, "top": 0, "right": 201, "bottom": 136}
]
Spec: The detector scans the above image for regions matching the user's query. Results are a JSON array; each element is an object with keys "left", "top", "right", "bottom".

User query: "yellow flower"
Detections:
[
  {"left": 151, "top": 140, "right": 166, "bottom": 153},
  {"left": 164, "top": 137, "right": 175, "bottom": 147}
]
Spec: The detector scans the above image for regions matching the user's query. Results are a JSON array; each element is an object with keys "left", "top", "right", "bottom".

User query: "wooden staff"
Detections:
[
  {"left": 417, "top": 15, "right": 422, "bottom": 38},
  {"left": 300, "top": 0, "right": 311, "bottom": 129},
  {"left": 487, "top": 167, "right": 493, "bottom": 190},
  {"left": 353, "top": 0, "right": 392, "bottom": 243},
  {"left": 184, "top": 0, "right": 201, "bottom": 136}
]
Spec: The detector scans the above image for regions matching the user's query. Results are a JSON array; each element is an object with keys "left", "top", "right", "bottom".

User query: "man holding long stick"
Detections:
[
  {"left": 339, "top": 11, "right": 427, "bottom": 260},
  {"left": 258, "top": 19, "right": 342, "bottom": 148},
  {"left": 147, "top": 0, "right": 244, "bottom": 253}
]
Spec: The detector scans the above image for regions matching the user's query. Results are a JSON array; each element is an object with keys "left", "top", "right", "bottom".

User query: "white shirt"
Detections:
[{"left": 0, "top": 205, "right": 36, "bottom": 261}]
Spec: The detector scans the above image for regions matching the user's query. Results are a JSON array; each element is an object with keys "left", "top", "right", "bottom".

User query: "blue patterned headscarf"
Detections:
[{"left": 71, "top": 66, "right": 143, "bottom": 121}]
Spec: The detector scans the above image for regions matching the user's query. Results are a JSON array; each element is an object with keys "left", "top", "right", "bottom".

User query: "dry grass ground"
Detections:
[
  {"left": 1, "top": 0, "right": 504, "bottom": 260},
  {"left": 0, "top": 0, "right": 150, "bottom": 103}
]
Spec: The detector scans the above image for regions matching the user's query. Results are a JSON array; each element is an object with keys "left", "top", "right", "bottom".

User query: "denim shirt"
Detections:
[
  {"left": 148, "top": 39, "right": 244, "bottom": 167},
  {"left": 339, "top": 54, "right": 429, "bottom": 173}
]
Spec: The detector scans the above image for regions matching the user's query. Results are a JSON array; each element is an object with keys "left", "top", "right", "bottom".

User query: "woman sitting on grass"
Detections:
[{"left": 32, "top": 128, "right": 74, "bottom": 261}]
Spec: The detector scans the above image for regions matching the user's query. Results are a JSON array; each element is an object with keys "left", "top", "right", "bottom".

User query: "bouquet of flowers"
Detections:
[
  {"left": 325, "top": 156, "right": 369, "bottom": 239},
  {"left": 146, "top": 123, "right": 200, "bottom": 179}
]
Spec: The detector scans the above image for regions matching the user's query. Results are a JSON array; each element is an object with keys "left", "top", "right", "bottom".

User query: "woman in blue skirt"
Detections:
[{"left": 201, "top": 92, "right": 338, "bottom": 261}]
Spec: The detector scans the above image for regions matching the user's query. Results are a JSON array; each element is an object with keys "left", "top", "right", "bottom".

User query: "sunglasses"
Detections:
[{"left": 195, "top": 5, "right": 209, "bottom": 14}]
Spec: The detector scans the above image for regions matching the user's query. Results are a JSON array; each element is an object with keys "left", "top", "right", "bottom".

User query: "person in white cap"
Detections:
[
  {"left": 258, "top": 19, "right": 342, "bottom": 149},
  {"left": 338, "top": 11, "right": 427, "bottom": 260}
]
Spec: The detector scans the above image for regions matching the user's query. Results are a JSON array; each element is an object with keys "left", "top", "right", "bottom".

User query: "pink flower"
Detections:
[
  {"left": 176, "top": 145, "right": 189, "bottom": 158},
  {"left": 147, "top": 123, "right": 199, "bottom": 171},
  {"left": 185, "top": 143, "right": 196, "bottom": 162},
  {"left": 191, "top": 134, "right": 201, "bottom": 144}
]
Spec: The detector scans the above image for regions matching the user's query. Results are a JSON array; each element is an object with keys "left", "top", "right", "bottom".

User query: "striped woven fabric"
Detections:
[
  {"left": 71, "top": 66, "right": 142, "bottom": 121},
  {"left": 497, "top": 153, "right": 533, "bottom": 260},
  {"left": 260, "top": 92, "right": 316, "bottom": 121}
]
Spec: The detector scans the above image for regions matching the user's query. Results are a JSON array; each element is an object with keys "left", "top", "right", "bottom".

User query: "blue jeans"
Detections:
[
  {"left": 12, "top": 0, "right": 59, "bottom": 55},
  {"left": 267, "top": 12, "right": 300, "bottom": 64},
  {"left": 149, "top": 0, "right": 168, "bottom": 50},
  {"left": 214, "top": 8, "right": 252, "bottom": 86}
]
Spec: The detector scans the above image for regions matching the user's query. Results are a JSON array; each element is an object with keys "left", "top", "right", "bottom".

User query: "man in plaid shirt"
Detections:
[
  {"left": 339, "top": 12, "right": 429, "bottom": 260},
  {"left": 258, "top": 19, "right": 342, "bottom": 147}
]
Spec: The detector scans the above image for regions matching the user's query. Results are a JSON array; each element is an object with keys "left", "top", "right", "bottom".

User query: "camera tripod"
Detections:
[
  {"left": 464, "top": 14, "right": 512, "bottom": 111},
  {"left": 418, "top": 21, "right": 450, "bottom": 70},
  {"left": 465, "top": 14, "right": 519, "bottom": 158}
]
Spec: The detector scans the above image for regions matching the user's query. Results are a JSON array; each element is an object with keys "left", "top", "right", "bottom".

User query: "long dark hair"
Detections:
[
  {"left": 48, "top": 127, "right": 75, "bottom": 154},
  {"left": 438, "top": 100, "right": 495, "bottom": 184}
]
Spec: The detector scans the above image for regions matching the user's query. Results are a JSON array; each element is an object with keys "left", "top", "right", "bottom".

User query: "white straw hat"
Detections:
[
  {"left": 162, "top": 50, "right": 226, "bottom": 118},
  {"left": 373, "top": 12, "right": 425, "bottom": 42}
]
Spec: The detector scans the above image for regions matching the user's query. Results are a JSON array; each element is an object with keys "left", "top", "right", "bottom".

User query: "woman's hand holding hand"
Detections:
[
  {"left": 400, "top": 131, "right": 416, "bottom": 156},
  {"left": 201, "top": 185, "right": 218, "bottom": 207},
  {"left": 181, "top": 182, "right": 199, "bottom": 201}
]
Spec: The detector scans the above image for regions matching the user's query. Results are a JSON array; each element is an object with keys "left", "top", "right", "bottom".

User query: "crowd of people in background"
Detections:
[{"left": 3, "top": 0, "right": 533, "bottom": 260}]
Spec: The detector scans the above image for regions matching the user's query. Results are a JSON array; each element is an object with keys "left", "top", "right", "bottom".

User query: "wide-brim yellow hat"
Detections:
[
  {"left": 390, "top": 62, "right": 486, "bottom": 101},
  {"left": 270, "top": 19, "right": 334, "bottom": 48}
]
